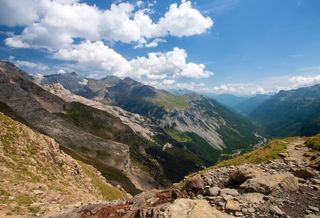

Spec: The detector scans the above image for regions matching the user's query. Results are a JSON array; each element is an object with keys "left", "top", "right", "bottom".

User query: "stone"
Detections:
[
  {"left": 230, "top": 167, "right": 264, "bottom": 184},
  {"left": 311, "top": 178, "right": 320, "bottom": 184},
  {"left": 222, "top": 194, "right": 234, "bottom": 201},
  {"left": 240, "top": 173, "right": 299, "bottom": 194},
  {"left": 165, "top": 199, "right": 235, "bottom": 218},
  {"left": 208, "top": 186, "right": 220, "bottom": 196},
  {"left": 308, "top": 156, "right": 320, "bottom": 170},
  {"left": 8, "top": 196, "right": 15, "bottom": 200},
  {"left": 225, "top": 199, "right": 241, "bottom": 212},
  {"left": 292, "top": 168, "right": 316, "bottom": 179},
  {"left": 240, "top": 193, "right": 265, "bottom": 204},
  {"left": 32, "top": 189, "right": 44, "bottom": 195},
  {"left": 186, "top": 175, "right": 204, "bottom": 190},
  {"left": 278, "top": 153, "right": 288, "bottom": 158},
  {"left": 247, "top": 207, "right": 255, "bottom": 213},
  {"left": 220, "top": 188, "right": 240, "bottom": 196},
  {"left": 308, "top": 206, "right": 319, "bottom": 212},
  {"left": 270, "top": 205, "right": 284, "bottom": 215},
  {"left": 197, "top": 194, "right": 203, "bottom": 200},
  {"left": 235, "top": 211, "right": 244, "bottom": 217},
  {"left": 305, "top": 215, "right": 320, "bottom": 218}
]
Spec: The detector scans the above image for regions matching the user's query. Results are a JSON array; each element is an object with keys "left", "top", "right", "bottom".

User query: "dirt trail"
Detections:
[{"left": 286, "top": 138, "right": 307, "bottom": 164}]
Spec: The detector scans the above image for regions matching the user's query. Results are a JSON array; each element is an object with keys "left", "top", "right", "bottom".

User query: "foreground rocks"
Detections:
[
  {"left": 240, "top": 173, "right": 299, "bottom": 194},
  {"left": 53, "top": 140, "right": 320, "bottom": 218}
]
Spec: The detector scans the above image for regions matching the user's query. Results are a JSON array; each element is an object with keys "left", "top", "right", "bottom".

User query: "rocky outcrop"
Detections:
[
  {"left": 165, "top": 199, "right": 235, "bottom": 218},
  {"left": 229, "top": 166, "right": 264, "bottom": 184},
  {"left": 240, "top": 173, "right": 299, "bottom": 194},
  {"left": 52, "top": 138, "right": 320, "bottom": 218}
]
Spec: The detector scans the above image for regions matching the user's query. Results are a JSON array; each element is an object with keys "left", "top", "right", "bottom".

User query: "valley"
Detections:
[{"left": 0, "top": 61, "right": 319, "bottom": 218}]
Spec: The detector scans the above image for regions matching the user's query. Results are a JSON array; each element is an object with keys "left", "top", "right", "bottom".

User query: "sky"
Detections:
[{"left": 0, "top": 0, "right": 320, "bottom": 95}]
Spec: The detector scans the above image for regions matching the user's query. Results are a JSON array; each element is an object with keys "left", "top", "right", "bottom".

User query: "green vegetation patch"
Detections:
[
  {"left": 152, "top": 94, "right": 190, "bottom": 111},
  {"left": 164, "top": 128, "right": 192, "bottom": 143},
  {"left": 212, "top": 138, "right": 293, "bottom": 168},
  {"left": 28, "top": 206, "right": 41, "bottom": 214},
  {"left": 77, "top": 161, "right": 126, "bottom": 201},
  {"left": 305, "top": 134, "right": 320, "bottom": 151},
  {"left": 15, "top": 194, "right": 34, "bottom": 205}
]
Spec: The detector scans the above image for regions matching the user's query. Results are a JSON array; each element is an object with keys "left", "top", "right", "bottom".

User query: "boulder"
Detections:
[
  {"left": 229, "top": 167, "right": 264, "bottom": 184},
  {"left": 240, "top": 193, "right": 265, "bottom": 204},
  {"left": 309, "top": 157, "right": 320, "bottom": 170},
  {"left": 220, "top": 188, "right": 240, "bottom": 196},
  {"left": 240, "top": 173, "right": 299, "bottom": 194},
  {"left": 185, "top": 175, "right": 204, "bottom": 191},
  {"left": 292, "top": 167, "right": 316, "bottom": 179},
  {"left": 225, "top": 199, "right": 241, "bottom": 212},
  {"left": 278, "top": 153, "right": 288, "bottom": 158},
  {"left": 208, "top": 186, "right": 221, "bottom": 196},
  {"left": 165, "top": 199, "right": 235, "bottom": 218},
  {"left": 270, "top": 205, "right": 284, "bottom": 215}
]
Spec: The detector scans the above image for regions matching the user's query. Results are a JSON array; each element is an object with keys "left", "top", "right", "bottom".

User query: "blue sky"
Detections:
[{"left": 0, "top": 0, "right": 320, "bottom": 95}]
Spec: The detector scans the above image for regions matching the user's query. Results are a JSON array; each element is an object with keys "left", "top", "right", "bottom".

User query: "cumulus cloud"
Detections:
[
  {"left": 2, "top": 0, "right": 213, "bottom": 49},
  {"left": 52, "top": 40, "right": 211, "bottom": 80},
  {"left": 211, "top": 84, "right": 267, "bottom": 95},
  {"left": 157, "top": 0, "right": 213, "bottom": 37},
  {"left": 15, "top": 60, "right": 49, "bottom": 71},
  {"left": 53, "top": 40, "right": 131, "bottom": 74}
]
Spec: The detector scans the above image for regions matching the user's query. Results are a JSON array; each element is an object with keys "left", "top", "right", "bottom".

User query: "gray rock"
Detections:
[
  {"left": 292, "top": 168, "right": 316, "bottom": 179},
  {"left": 240, "top": 173, "right": 299, "bottom": 194},
  {"left": 308, "top": 206, "right": 319, "bottom": 212},
  {"left": 270, "top": 205, "right": 284, "bottom": 215},
  {"left": 220, "top": 188, "right": 240, "bottom": 196},
  {"left": 208, "top": 186, "right": 221, "bottom": 196},
  {"left": 229, "top": 167, "right": 264, "bottom": 184}
]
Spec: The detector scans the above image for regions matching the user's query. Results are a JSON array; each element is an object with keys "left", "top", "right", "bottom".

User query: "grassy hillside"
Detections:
[
  {"left": 0, "top": 112, "right": 125, "bottom": 216},
  {"left": 152, "top": 94, "right": 190, "bottom": 111}
]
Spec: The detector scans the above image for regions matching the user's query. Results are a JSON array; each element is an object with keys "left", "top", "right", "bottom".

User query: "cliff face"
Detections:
[{"left": 0, "top": 112, "right": 126, "bottom": 217}]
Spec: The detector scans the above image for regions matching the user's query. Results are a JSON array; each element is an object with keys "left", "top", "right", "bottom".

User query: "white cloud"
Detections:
[
  {"left": 53, "top": 40, "right": 131, "bottom": 75},
  {"left": 52, "top": 41, "right": 211, "bottom": 81},
  {"left": 163, "top": 79, "right": 176, "bottom": 85},
  {"left": 57, "top": 69, "right": 67, "bottom": 74},
  {"left": 0, "top": 0, "right": 40, "bottom": 26},
  {"left": 157, "top": 0, "right": 213, "bottom": 37},
  {"left": 15, "top": 60, "right": 49, "bottom": 71},
  {"left": 288, "top": 75, "right": 320, "bottom": 87},
  {"left": 128, "top": 47, "right": 212, "bottom": 79},
  {"left": 2, "top": 0, "right": 213, "bottom": 49},
  {"left": 145, "top": 38, "right": 167, "bottom": 48},
  {"left": 5, "top": 37, "right": 30, "bottom": 48},
  {"left": 211, "top": 84, "right": 267, "bottom": 95}
]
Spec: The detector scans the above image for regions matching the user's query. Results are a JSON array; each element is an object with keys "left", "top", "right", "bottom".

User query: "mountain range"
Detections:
[
  {"left": 0, "top": 61, "right": 263, "bottom": 193},
  {"left": 1, "top": 61, "right": 320, "bottom": 217}
]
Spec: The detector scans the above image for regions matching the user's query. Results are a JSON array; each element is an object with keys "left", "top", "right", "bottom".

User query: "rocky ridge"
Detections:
[
  {"left": 53, "top": 137, "right": 320, "bottom": 218},
  {"left": 42, "top": 83, "right": 155, "bottom": 141}
]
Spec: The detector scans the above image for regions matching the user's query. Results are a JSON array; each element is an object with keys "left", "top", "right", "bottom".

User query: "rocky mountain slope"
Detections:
[
  {"left": 0, "top": 61, "right": 157, "bottom": 192},
  {"left": 249, "top": 84, "right": 320, "bottom": 137},
  {"left": 1, "top": 61, "right": 262, "bottom": 192},
  {"left": 53, "top": 135, "right": 320, "bottom": 218},
  {"left": 0, "top": 112, "right": 126, "bottom": 217},
  {"left": 38, "top": 71, "right": 263, "bottom": 157}
]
